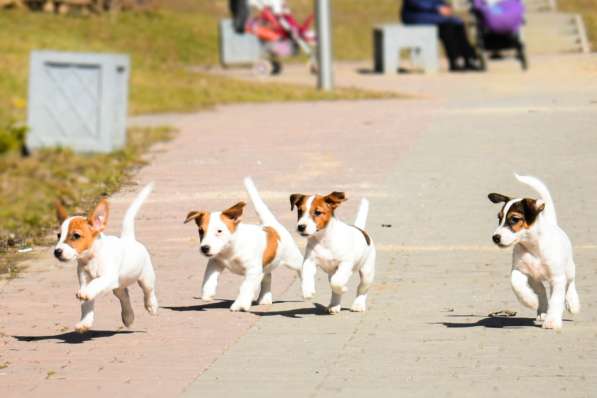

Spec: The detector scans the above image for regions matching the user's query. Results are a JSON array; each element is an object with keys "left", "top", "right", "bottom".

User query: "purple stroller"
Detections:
[{"left": 471, "top": 0, "right": 527, "bottom": 70}]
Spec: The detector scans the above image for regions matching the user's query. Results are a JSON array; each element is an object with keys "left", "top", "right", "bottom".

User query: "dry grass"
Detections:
[{"left": 559, "top": 0, "right": 597, "bottom": 47}]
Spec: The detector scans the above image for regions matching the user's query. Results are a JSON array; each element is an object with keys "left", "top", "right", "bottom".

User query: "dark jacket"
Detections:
[{"left": 401, "top": 0, "right": 463, "bottom": 25}]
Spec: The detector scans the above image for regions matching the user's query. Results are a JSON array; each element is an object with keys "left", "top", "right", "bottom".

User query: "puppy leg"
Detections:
[
  {"left": 113, "top": 287, "right": 135, "bottom": 327},
  {"left": 328, "top": 274, "right": 342, "bottom": 315},
  {"left": 257, "top": 272, "right": 273, "bottom": 305},
  {"left": 511, "top": 270, "right": 539, "bottom": 310},
  {"left": 301, "top": 257, "right": 317, "bottom": 300},
  {"left": 201, "top": 259, "right": 224, "bottom": 301},
  {"left": 565, "top": 279, "right": 580, "bottom": 314},
  {"left": 351, "top": 251, "right": 375, "bottom": 312},
  {"left": 138, "top": 260, "right": 158, "bottom": 315},
  {"left": 528, "top": 278, "right": 548, "bottom": 320},
  {"left": 77, "top": 276, "right": 118, "bottom": 302},
  {"left": 231, "top": 269, "right": 263, "bottom": 312},
  {"left": 75, "top": 299, "right": 95, "bottom": 333},
  {"left": 544, "top": 275, "right": 566, "bottom": 330}
]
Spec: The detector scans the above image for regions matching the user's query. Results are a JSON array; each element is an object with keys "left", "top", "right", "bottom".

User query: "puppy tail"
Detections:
[
  {"left": 121, "top": 182, "right": 154, "bottom": 240},
  {"left": 354, "top": 198, "right": 369, "bottom": 230},
  {"left": 514, "top": 174, "right": 557, "bottom": 224},
  {"left": 243, "top": 176, "right": 278, "bottom": 226}
]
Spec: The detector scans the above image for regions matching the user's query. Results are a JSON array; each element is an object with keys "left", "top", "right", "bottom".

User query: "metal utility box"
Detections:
[
  {"left": 219, "top": 19, "right": 261, "bottom": 66},
  {"left": 26, "top": 51, "right": 130, "bottom": 153}
]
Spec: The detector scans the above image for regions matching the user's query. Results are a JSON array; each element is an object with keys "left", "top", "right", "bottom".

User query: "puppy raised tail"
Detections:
[
  {"left": 243, "top": 176, "right": 278, "bottom": 226},
  {"left": 354, "top": 198, "right": 369, "bottom": 230},
  {"left": 121, "top": 182, "right": 154, "bottom": 240},
  {"left": 514, "top": 174, "right": 557, "bottom": 225}
]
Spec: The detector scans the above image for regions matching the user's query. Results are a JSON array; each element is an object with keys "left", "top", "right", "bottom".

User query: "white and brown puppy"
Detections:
[
  {"left": 489, "top": 174, "right": 580, "bottom": 330},
  {"left": 54, "top": 183, "right": 158, "bottom": 333},
  {"left": 184, "top": 177, "right": 303, "bottom": 312},
  {"left": 290, "top": 192, "right": 375, "bottom": 314}
]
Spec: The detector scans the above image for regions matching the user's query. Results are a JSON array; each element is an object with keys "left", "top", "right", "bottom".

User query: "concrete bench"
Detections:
[{"left": 373, "top": 24, "right": 439, "bottom": 74}]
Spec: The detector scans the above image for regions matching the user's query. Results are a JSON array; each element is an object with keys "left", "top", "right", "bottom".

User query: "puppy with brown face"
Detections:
[
  {"left": 54, "top": 183, "right": 158, "bottom": 333},
  {"left": 488, "top": 174, "right": 580, "bottom": 330},
  {"left": 290, "top": 191, "right": 376, "bottom": 314},
  {"left": 184, "top": 177, "right": 303, "bottom": 312}
]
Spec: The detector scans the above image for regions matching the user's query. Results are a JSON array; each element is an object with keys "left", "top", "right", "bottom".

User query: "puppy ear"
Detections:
[
  {"left": 289, "top": 193, "right": 306, "bottom": 211},
  {"left": 222, "top": 202, "right": 245, "bottom": 222},
  {"left": 522, "top": 198, "right": 545, "bottom": 225},
  {"left": 488, "top": 193, "right": 511, "bottom": 204},
  {"left": 87, "top": 198, "right": 109, "bottom": 233},
  {"left": 324, "top": 192, "right": 347, "bottom": 208},
  {"left": 184, "top": 211, "right": 205, "bottom": 225},
  {"left": 55, "top": 200, "right": 68, "bottom": 224}
]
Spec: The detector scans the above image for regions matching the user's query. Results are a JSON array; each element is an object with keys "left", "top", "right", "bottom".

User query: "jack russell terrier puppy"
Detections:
[
  {"left": 54, "top": 183, "right": 158, "bottom": 333},
  {"left": 184, "top": 177, "right": 303, "bottom": 312},
  {"left": 290, "top": 192, "right": 375, "bottom": 314},
  {"left": 488, "top": 174, "right": 580, "bottom": 330}
]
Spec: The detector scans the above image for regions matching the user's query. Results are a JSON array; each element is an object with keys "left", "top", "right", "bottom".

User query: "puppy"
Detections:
[
  {"left": 488, "top": 174, "right": 580, "bottom": 330},
  {"left": 290, "top": 192, "right": 375, "bottom": 314},
  {"left": 54, "top": 183, "right": 158, "bottom": 333},
  {"left": 184, "top": 177, "right": 303, "bottom": 312}
]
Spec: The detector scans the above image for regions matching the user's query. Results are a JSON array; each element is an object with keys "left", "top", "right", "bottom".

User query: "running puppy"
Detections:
[
  {"left": 488, "top": 174, "right": 580, "bottom": 330},
  {"left": 184, "top": 177, "right": 303, "bottom": 312},
  {"left": 54, "top": 183, "right": 158, "bottom": 333},
  {"left": 290, "top": 192, "right": 375, "bottom": 314}
]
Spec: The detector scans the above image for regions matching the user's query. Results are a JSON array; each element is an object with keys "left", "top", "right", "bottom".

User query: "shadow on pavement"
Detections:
[
  {"left": 437, "top": 316, "right": 540, "bottom": 329},
  {"left": 252, "top": 303, "right": 334, "bottom": 318},
  {"left": 162, "top": 300, "right": 234, "bottom": 312},
  {"left": 13, "top": 330, "right": 137, "bottom": 344}
]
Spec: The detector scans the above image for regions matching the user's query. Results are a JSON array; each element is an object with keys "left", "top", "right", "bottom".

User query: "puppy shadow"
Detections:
[
  {"left": 252, "top": 302, "right": 333, "bottom": 318},
  {"left": 162, "top": 300, "right": 234, "bottom": 312},
  {"left": 13, "top": 330, "right": 137, "bottom": 344},
  {"left": 357, "top": 67, "right": 416, "bottom": 75},
  {"left": 437, "top": 315, "right": 540, "bottom": 329}
]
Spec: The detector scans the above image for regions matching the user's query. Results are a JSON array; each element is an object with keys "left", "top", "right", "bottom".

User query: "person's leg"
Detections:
[
  {"left": 438, "top": 23, "right": 462, "bottom": 71},
  {"left": 453, "top": 23, "right": 480, "bottom": 69}
]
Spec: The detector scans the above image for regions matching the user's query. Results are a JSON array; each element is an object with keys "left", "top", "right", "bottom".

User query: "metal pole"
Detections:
[{"left": 315, "top": 0, "right": 333, "bottom": 91}]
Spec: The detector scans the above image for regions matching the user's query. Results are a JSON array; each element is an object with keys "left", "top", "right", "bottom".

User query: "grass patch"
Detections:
[
  {"left": 0, "top": 126, "right": 175, "bottom": 267},
  {"left": 559, "top": 0, "right": 597, "bottom": 46},
  {"left": 0, "top": 4, "right": 395, "bottom": 128}
]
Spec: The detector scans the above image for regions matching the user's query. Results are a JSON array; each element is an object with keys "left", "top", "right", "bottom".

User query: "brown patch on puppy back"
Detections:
[
  {"left": 262, "top": 226, "right": 280, "bottom": 267},
  {"left": 352, "top": 225, "right": 371, "bottom": 246},
  {"left": 65, "top": 217, "right": 97, "bottom": 254}
]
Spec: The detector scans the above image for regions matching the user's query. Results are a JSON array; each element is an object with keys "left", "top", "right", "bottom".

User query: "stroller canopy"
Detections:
[{"left": 473, "top": 0, "right": 525, "bottom": 34}]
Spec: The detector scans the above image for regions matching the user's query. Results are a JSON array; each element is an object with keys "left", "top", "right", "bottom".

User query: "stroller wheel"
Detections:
[
  {"left": 271, "top": 60, "right": 283, "bottom": 75},
  {"left": 253, "top": 60, "right": 272, "bottom": 76}
]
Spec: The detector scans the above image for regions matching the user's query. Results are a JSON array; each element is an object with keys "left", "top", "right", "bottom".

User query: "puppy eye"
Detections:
[
  {"left": 314, "top": 210, "right": 322, "bottom": 216},
  {"left": 217, "top": 229, "right": 223, "bottom": 234},
  {"left": 510, "top": 217, "right": 521, "bottom": 225},
  {"left": 57, "top": 233, "right": 61, "bottom": 240},
  {"left": 72, "top": 232, "right": 81, "bottom": 240},
  {"left": 198, "top": 228, "right": 204, "bottom": 234}
]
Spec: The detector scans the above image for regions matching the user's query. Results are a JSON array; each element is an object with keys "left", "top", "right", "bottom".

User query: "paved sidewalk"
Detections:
[{"left": 1, "top": 54, "right": 597, "bottom": 397}]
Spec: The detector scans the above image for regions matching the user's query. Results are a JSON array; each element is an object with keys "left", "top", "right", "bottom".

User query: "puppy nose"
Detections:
[
  {"left": 492, "top": 235, "right": 501, "bottom": 244},
  {"left": 53, "top": 248, "right": 63, "bottom": 258},
  {"left": 200, "top": 245, "right": 211, "bottom": 254},
  {"left": 297, "top": 224, "right": 306, "bottom": 233}
]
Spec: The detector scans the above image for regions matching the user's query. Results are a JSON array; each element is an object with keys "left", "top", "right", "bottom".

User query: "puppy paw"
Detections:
[
  {"left": 75, "top": 289, "right": 91, "bottom": 301},
  {"left": 302, "top": 287, "right": 316, "bottom": 300},
  {"left": 145, "top": 297, "right": 159, "bottom": 316},
  {"left": 542, "top": 316, "right": 562, "bottom": 330},
  {"left": 230, "top": 300, "right": 251, "bottom": 312},
  {"left": 74, "top": 322, "right": 91, "bottom": 334},
  {"left": 536, "top": 313, "right": 547, "bottom": 321},
  {"left": 201, "top": 294, "right": 215, "bottom": 302},
  {"left": 257, "top": 293, "right": 273, "bottom": 305},
  {"left": 328, "top": 305, "right": 342, "bottom": 315},
  {"left": 121, "top": 310, "right": 135, "bottom": 327},
  {"left": 350, "top": 301, "right": 367, "bottom": 312}
]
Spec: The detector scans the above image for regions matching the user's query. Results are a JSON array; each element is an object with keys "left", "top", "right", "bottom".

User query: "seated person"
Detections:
[{"left": 401, "top": 0, "right": 481, "bottom": 71}]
